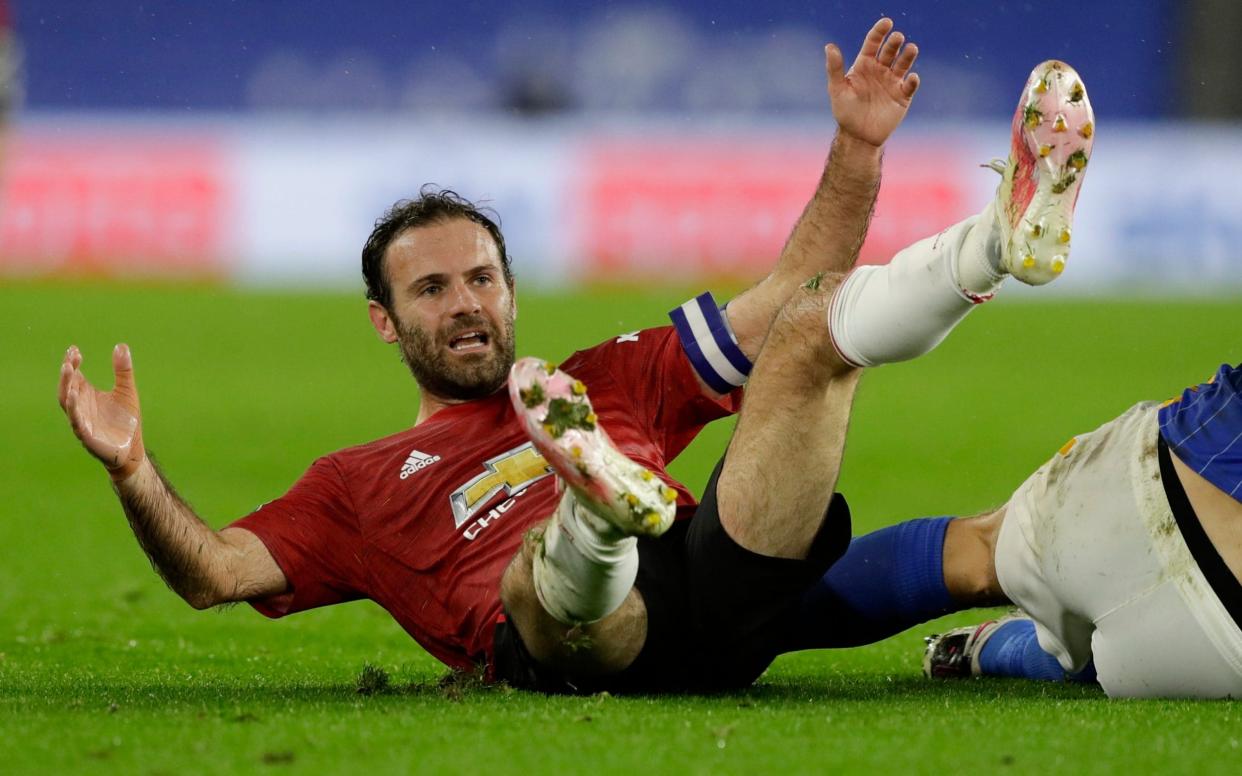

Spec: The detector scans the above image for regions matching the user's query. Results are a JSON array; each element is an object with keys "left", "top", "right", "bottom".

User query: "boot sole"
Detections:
[
  {"left": 508, "top": 357, "right": 676, "bottom": 537},
  {"left": 1003, "top": 60, "right": 1095, "bottom": 286}
]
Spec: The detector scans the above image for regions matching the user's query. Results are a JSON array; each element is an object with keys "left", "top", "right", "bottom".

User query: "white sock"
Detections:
[
  {"left": 954, "top": 199, "right": 1006, "bottom": 295},
  {"left": 828, "top": 205, "right": 1006, "bottom": 368},
  {"left": 532, "top": 489, "right": 638, "bottom": 624}
]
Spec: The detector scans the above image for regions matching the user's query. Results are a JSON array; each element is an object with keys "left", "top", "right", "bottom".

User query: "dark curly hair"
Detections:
[{"left": 361, "top": 186, "right": 514, "bottom": 310}]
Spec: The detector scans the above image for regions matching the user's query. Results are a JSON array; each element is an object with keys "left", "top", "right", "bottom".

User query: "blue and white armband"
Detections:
[{"left": 669, "top": 292, "right": 753, "bottom": 394}]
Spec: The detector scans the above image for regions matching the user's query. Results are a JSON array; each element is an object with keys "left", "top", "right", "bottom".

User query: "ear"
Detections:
[{"left": 368, "top": 301, "right": 399, "bottom": 344}]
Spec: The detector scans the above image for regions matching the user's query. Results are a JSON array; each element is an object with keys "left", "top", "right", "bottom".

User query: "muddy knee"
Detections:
[{"left": 765, "top": 274, "right": 854, "bottom": 375}]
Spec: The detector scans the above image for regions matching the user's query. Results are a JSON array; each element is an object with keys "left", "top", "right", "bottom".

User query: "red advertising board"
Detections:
[
  {"left": 572, "top": 137, "right": 972, "bottom": 279},
  {"left": 0, "top": 133, "right": 229, "bottom": 277}
]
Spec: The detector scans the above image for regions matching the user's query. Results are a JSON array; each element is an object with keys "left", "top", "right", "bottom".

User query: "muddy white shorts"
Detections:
[{"left": 995, "top": 401, "right": 1242, "bottom": 698}]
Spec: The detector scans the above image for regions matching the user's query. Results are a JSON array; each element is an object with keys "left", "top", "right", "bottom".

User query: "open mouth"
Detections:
[{"left": 448, "top": 330, "right": 491, "bottom": 353}]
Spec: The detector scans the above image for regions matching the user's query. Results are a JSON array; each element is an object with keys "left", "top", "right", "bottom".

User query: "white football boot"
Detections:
[
  {"left": 990, "top": 60, "right": 1095, "bottom": 285},
  {"left": 509, "top": 358, "right": 678, "bottom": 538}
]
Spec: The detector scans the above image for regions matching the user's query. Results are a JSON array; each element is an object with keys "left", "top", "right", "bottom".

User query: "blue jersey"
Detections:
[{"left": 1158, "top": 363, "right": 1242, "bottom": 502}]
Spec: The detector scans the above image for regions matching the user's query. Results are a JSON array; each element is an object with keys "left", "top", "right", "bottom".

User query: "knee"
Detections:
[
  {"left": 773, "top": 273, "right": 840, "bottom": 332},
  {"left": 767, "top": 273, "right": 854, "bottom": 375}
]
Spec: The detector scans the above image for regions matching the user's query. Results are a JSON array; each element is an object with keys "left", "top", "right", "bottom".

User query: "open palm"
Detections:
[
  {"left": 826, "top": 18, "right": 921, "bottom": 147},
  {"left": 58, "top": 344, "right": 145, "bottom": 480}
]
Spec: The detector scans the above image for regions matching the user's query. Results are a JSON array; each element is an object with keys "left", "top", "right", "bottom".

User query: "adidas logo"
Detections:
[{"left": 399, "top": 449, "right": 442, "bottom": 479}]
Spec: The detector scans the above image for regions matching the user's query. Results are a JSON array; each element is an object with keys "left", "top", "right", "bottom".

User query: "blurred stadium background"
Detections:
[{"left": 4, "top": 0, "right": 1242, "bottom": 293}]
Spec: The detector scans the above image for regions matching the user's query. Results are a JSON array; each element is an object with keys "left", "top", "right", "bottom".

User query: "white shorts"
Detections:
[{"left": 995, "top": 402, "right": 1242, "bottom": 698}]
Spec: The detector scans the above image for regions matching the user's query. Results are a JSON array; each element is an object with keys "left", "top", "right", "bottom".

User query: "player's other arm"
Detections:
[
  {"left": 724, "top": 18, "right": 920, "bottom": 360},
  {"left": 58, "top": 344, "right": 286, "bottom": 609}
]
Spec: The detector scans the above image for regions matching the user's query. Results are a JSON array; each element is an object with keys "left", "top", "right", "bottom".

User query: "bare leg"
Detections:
[
  {"left": 943, "top": 508, "right": 1008, "bottom": 605},
  {"left": 499, "top": 521, "right": 646, "bottom": 675},
  {"left": 716, "top": 278, "right": 861, "bottom": 559}
]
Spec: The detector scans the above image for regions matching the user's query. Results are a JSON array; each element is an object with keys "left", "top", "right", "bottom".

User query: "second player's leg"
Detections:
[
  {"left": 787, "top": 508, "right": 1008, "bottom": 652},
  {"left": 942, "top": 510, "right": 1007, "bottom": 605}
]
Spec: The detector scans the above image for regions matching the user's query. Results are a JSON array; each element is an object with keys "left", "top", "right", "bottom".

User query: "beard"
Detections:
[{"left": 395, "top": 311, "right": 516, "bottom": 402}]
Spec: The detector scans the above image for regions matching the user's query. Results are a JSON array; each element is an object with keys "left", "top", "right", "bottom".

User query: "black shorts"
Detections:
[{"left": 493, "top": 458, "right": 852, "bottom": 694}]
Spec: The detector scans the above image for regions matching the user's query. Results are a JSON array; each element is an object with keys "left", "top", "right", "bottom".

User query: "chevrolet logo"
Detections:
[{"left": 450, "top": 442, "right": 553, "bottom": 528}]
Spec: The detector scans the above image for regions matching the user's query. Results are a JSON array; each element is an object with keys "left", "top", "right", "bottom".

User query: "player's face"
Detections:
[{"left": 381, "top": 219, "right": 516, "bottom": 401}]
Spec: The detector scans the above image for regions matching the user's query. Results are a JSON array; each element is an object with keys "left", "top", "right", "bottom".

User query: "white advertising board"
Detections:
[{"left": 2, "top": 116, "right": 1239, "bottom": 295}]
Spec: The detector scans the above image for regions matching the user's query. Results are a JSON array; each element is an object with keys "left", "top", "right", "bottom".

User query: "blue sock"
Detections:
[
  {"left": 794, "top": 517, "right": 959, "bottom": 648},
  {"left": 976, "top": 619, "right": 1098, "bottom": 683}
]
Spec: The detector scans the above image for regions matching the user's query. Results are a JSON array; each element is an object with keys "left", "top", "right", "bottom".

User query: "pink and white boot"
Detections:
[
  {"left": 993, "top": 60, "right": 1095, "bottom": 285},
  {"left": 509, "top": 358, "right": 678, "bottom": 538}
]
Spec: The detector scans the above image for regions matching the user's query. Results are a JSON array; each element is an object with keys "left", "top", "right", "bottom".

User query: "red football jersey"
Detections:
[{"left": 230, "top": 326, "right": 739, "bottom": 673}]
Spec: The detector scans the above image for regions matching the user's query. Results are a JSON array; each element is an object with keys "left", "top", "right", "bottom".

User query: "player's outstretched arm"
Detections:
[
  {"left": 724, "top": 17, "right": 920, "bottom": 360},
  {"left": 58, "top": 345, "right": 286, "bottom": 609}
]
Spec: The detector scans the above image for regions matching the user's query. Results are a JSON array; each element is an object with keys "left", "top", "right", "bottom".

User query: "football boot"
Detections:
[
  {"left": 991, "top": 60, "right": 1094, "bottom": 285},
  {"left": 509, "top": 357, "right": 677, "bottom": 538},
  {"left": 922, "top": 613, "right": 1030, "bottom": 679}
]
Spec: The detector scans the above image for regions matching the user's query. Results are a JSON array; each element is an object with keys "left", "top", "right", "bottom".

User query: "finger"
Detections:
[
  {"left": 113, "top": 343, "right": 136, "bottom": 395},
  {"left": 68, "top": 345, "right": 82, "bottom": 371},
  {"left": 877, "top": 31, "right": 905, "bottom": 67},
  {"left": 858, "top": 17, "right": 893, "bottom": 60},
  {"left": 58, "top": 361, "right": 82, "bottom": 412},
  {"left": 58, "top": 349, "right": 75, "bottom": 410},
  {"left": 65, "top": 382, "right": 92, "bottom": 439},
  {"left": 825, "top": 43, "right": 846, "bottom": 89},
  {"left": 893, "top": 42, "right": 919, "bottom": 77},
  {"left": 902, "top": 72, "right": 921, "bottom": 99}
]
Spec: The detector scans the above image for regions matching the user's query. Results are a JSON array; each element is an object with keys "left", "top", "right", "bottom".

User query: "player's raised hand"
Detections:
[
  {"left": 58, "top": 344, "right": 146, "bottom": 482},
  {"left": 825, "top": 18, "right": 921, "bottom": 148}
]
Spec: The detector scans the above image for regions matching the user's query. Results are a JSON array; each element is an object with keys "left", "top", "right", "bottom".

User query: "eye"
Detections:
[
  {"left": 473, "top": 274, "right": 494, "bottom": 287},
  {"left": 420, "top": 284, "right": 442, "bottom": 297}
]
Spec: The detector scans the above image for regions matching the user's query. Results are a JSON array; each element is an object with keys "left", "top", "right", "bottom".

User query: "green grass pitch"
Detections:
[{"left": 3, "top": 281, "right": 1241, "bottom": 774}]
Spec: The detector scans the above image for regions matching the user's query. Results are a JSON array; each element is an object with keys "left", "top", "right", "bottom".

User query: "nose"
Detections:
[{"left": 447, "top": 281, "right": 482, "bottom": 316}]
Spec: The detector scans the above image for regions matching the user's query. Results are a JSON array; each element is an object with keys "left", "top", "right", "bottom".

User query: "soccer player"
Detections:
[
  {"left": 797, "top": 360, "right": 1242, "bottom": 700},
  {"left": 58, "top": 18, "right": 928, "bottom": 693},
  {"left": 909, "top": 364, "right": 1242, "bottom": 699}
]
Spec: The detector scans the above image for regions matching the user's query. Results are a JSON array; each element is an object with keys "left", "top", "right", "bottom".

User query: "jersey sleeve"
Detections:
[{"left": 228, "top": 456, "right": 366, "bottom": 618}]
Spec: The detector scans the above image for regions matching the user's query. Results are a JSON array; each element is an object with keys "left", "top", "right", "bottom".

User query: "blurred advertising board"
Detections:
[
  {"left": 570, "top": 137, "right": 971, "bottom": 279},
  {"left": 1, "top": 116, "right": 1239, "bottom": 294},
  {"left": 0, "top": 130, "right": 229, "bottom": 278}
]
